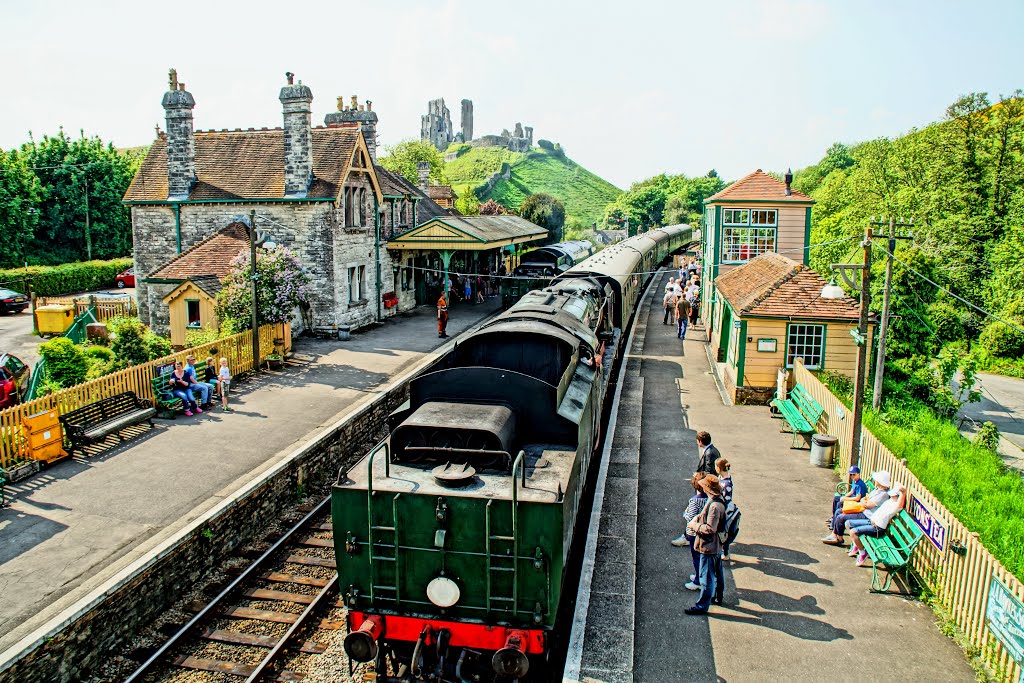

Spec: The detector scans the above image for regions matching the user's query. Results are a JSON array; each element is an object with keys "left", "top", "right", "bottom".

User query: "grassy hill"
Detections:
[{"left": 443, "top": 144, "right": 621, "bottom": 225}]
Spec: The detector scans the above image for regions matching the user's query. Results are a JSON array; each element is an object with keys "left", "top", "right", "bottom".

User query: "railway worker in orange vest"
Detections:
[{"left": 437, "top": 292, "right": 449, "bottom": 338}]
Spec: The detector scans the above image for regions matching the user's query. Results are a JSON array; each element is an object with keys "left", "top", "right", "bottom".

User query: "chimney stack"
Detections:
[
  {"left": 325, "top": 95, "right": 378, "bottom": 162},
  {"left": 784, "top": 168, "right": 793, "bottom": 196},
  {"left": 279, "top": 72, "right": 314, "bottom": 197},
  {"left": 417, "top": 161, "right": 430, "bottom": 191},
  {"left": 162, "top": 68, "right": 196, "bottom": 200}
]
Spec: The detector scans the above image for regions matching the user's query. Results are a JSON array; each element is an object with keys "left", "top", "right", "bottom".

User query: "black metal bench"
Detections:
[{"left": 59, "top": 391, "right": 157, "bottom": 454}]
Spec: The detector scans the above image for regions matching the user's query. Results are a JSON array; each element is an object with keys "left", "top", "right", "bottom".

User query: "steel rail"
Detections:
[{"left": 124, "top": 495, "right": 334, "bottom": 683}]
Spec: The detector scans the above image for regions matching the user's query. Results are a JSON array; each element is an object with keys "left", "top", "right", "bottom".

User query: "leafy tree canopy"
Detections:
[
  {"left": 379, "top": 139, "right": 446, "bottom": 186},
  {"left": 519, "top": 192, "right": 566, "bottom": 244}
]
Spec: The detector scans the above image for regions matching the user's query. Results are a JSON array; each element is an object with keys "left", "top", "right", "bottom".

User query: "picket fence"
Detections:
[
  {"left": 0, "top": 323, "right": 290, "bottom": 469},
  {"left": 35, "top": 295, "right": 137, "bottom": 321},
  {"left": 795, "top": 359, "right": 1024, "bottom": 681}
]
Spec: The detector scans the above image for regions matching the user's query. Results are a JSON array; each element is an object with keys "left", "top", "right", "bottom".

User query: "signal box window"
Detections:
[{"left": 722, "top": 208, "right": 777, "bottom": 263}]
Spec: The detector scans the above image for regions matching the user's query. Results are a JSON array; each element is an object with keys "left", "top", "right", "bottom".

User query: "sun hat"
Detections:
[
  {"left": 871, "top": 470, "right": 892, "bottom": 488},
  {"left": 848, "top": 466, "right": 861, "bottom": 475},
  {"left": 700, "top": 474, "right": 723, "bottom": 496}
]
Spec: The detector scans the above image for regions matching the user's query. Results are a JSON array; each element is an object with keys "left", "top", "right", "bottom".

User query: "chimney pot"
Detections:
[
  {"left": 286, "top": 72, "right": 294, "bottom": 85},
  {"left": 784, "top": 167, "right": 793, "bottom": 196},
  {"left": 366, "top": 100, "right": 372, "bottom": 111},
  {"left": 179, "top": 83, "right": 185, "bottom": 91},
  {"left": 337, "top": 96, "right": 344, "bottom": 111},
  {"left": 359, "top": 104, "right": 364, "bottom": 111},
  {"left": 168, "top": 68, "right": 178, "bottom": 91},
  {"left": 351, "top": 95, "right": 358, "bottom": 110}
]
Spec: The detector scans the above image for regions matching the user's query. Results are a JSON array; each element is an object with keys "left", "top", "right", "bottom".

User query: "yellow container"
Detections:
[
  {"left": 36, "top": 304, "right": 75, "bottom": 335},
  {"left": 23, "top": 410, "right": 67, "bottom": 463}
]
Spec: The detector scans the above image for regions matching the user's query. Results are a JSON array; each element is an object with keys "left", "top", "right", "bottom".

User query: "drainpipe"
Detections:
[
  {"left": 374, "top": 193, "right": 382, "bottom": 322},
  {"left": 174, "top": 203, "right": 182, "bottom": 253}
]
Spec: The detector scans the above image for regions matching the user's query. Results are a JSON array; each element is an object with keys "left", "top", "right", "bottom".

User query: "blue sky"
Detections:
[{"left": 2, "top": 0, "right": 1022, "bottom": 189}]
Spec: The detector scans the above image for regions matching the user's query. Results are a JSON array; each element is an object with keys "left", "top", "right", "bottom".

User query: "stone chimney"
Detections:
[
  {"left": 784, "top": 168, "right": 793, "bottom": 196},
  {"left": 279, "top": 72, "right": 314, "bottom": 197},
  {"left": 417, "top": 161, "right": 430, "bottom": 191},
  {"left": 325, "top": 95, "right": 378, "bottom": 161},
  {"left": 162, "top": 68, "right": 196, "bottom": 200}
]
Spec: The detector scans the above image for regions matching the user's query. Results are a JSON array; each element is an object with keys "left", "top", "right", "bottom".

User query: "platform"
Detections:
[
  {"left": 566, "top": 271, "right": 973, "bottom": 682},
  {"left": 0, "top": 299, "right": 501, "bottom": 656}
]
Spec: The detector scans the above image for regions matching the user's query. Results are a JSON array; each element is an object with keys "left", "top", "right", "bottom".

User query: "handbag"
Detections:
[{"left": 842, "top": 500, "right": 865, "bottom": 514}]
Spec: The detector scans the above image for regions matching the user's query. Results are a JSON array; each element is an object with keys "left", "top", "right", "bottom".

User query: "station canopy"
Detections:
[{"left": 387, "top": 215, "right": 547, "bottom": 251}]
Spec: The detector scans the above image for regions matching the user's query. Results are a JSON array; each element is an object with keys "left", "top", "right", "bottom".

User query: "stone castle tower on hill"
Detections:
[{"left": 420, "top": 97, "right": 532, "bottom": 153}]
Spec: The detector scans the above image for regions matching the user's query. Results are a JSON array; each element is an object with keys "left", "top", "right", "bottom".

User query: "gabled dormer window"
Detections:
[{"left": 723, "top": 207, "right": 777, "bottom": 263}]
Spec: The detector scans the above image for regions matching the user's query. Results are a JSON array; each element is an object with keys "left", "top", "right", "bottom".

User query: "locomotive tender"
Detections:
[{"left": 332, "top": 225, "right": 691, "bottom": 681}]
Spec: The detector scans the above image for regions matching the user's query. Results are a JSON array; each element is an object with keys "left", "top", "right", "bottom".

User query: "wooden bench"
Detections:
[
  {"left": 771, "top": 383, "right": 824, "bottom": 448},
  {"left": 860, "top": 509, "right": 924, "bottom": 593},
  {"left": 151, "top": 375, "right": 183, "bottom": 418},
  {"left": 59, "top": 391, "right": 157, "bottom": 454}
]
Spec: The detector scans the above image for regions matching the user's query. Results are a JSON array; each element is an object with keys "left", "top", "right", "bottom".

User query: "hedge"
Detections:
[{"left": 0, "top": 258, "right": 133, "bottom": 297}]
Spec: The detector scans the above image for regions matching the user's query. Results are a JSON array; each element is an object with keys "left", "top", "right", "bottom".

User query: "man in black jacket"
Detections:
[{"left": 695, "top": 431, "right": 720, "bottom": 475}]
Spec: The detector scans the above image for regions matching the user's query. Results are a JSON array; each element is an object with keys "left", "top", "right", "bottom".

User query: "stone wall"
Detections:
[
  {"left": 734, "top": 384, "right": 775, "bottom": 405},
  {"left": 0, "top": 350, "right": 449, "bottom": 683}
]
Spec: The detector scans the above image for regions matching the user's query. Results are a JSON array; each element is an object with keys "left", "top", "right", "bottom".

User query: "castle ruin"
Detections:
[{"left": 420, "top": 97, "right": 532, "bottom": 153}]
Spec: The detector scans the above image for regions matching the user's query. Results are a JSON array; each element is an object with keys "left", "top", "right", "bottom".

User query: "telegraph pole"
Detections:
[
  {"left": 849, "top": 226, "right": 872, "bottom": 469},
  {"left": 870, "top": 215, "right": 914, "bottom": 411},
  {"left": 250, "top": 209, "right": 260, "bottom": 373},
  {"left": 84, "top": 176, "right": 92, "bottom": 261}
]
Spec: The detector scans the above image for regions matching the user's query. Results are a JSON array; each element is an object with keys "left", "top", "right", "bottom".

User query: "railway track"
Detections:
[{"left": 125, "top": 497, "right": 342, "bottom": 683}]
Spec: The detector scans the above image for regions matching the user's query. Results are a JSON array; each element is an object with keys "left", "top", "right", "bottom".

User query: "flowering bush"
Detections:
[{"left": 216, "top": 247, "right": 311, "bottom": 330}]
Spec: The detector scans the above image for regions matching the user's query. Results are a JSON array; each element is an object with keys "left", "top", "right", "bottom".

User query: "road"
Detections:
[
  {"left": 960, "top": 371, "right": 1024, "bottom": 471},
  {"left": 0, "top": 288, "right": 135, "bottom": 369}
]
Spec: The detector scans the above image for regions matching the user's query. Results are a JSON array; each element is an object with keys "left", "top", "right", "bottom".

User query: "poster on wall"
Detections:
[{"left": 986, "top": 577, "right": 1024, "bottom": 670}]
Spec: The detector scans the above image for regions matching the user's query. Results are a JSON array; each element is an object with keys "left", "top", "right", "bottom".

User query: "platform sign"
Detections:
[
  {"left": 907, "top": 493, "right": 947, "bottom": 553},
  {"left": 986, "top": 577, "right": 1024, "bottom": 668},
  {"left": 154, "top": 361, "right": 176, "bottom": 378}
]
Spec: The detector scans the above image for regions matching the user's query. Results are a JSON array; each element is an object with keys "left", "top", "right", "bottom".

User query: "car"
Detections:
[
  {"left": 115, "top": 268, "right": 135, "bottom": 289},
  {"left": 0, "top": 353, "right": 30, "bottom": 409},
  {"left": 0, "top": 288, "right": 29, "bottom": 314}
]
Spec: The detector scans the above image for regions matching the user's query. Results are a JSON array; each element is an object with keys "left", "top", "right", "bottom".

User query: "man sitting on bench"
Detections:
[
  {"left": 185, "top": 354, "right": 215, "bottom": 408},
  {"left": 847, "top": 483, "right": 907, "bottom": 567}
]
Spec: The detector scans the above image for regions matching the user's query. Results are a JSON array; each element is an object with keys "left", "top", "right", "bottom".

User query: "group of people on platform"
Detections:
[
  {"left": 673, "top": 431, "right": 742, "bottom": 615},
  {"left": 821, "top": 466, "right": 907, "bottom": 566},
  {"left": 167, "top": 354, "right": 233, "bottom": 416},
  {"left": 662, "top": 272, "right": 701, "bottom": 339},
  {"left": 436, "top": 271, "right": 504, "bottom": 338}
]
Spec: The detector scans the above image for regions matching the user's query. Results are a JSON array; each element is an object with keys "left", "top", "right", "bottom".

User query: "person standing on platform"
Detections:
[
  {"left": 663, "top": 285, "right": 678, "bottom": 326},
  {"left": 695, "top": 431, "right": 720, "bottom": 474},
  {"left": 437, "top": 291, "right": 449, "bottom": 338},
  {"left": 685, "top": 475, "right": 727, "bottom": 614},
  {"left": 676, "top": 296, "right": 691, "bottom": 339}
]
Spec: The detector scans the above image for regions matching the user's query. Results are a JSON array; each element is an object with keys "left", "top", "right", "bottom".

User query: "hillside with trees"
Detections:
[{"left": 601, "top": 171, "right": 726, "bottom": 232}]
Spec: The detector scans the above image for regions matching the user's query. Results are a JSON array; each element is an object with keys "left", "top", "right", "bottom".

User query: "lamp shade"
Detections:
[{"left": 821, "top": 280, "right": 845, "bottom": 299}]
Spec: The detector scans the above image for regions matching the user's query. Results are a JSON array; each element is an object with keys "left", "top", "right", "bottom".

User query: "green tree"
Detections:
[
  {"left": 39, "top": 337, "right": 88, "bottom": 388},
  {"left": 21, "top": 129, "right": 140, "bottom": 264},
  {"left": 379, "top": 139, "right": 446, "bottom": 186},
  {"left": 519, "top": 193, "right": 566, "bottom": 244},
  {"left": 455, "top": 192, "right": 480, "bottom": 216},
  {"left": 0, "top": 149, "right": 42, "bottom": 269}
]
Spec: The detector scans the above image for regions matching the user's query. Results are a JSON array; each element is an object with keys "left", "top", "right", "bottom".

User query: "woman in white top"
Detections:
[{"left": 847, "top": 484, "right": 906, "bottom": 566}]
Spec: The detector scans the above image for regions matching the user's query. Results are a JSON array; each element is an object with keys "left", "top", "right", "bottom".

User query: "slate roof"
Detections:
[
  {"left": 374, "top": 165, "right": 452, "bottom": 223},
  {"left": 124, "top": 128, "right": 361, "bottom": 202},
  {"left": 714, "top": 253, "right": 861, "bottom": 321},
  {"left": 190, "top": 275, "right": 226, "bottom": 298},
  {"left": 427, "top": 215, "right": 546, "bottom": 242},
  {"left": 706, "top": 169, "right": 814, "bottom": 204},
  {"left": 149, "top": 223, "right": 250, "bottom": 280}
]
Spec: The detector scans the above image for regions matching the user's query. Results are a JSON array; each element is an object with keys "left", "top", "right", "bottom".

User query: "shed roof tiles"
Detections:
[
  {"left": 706, "top": 169, "right": 813, "bottom": 203},
  {"left": 149, "top": 223, "right": 250, "bottom": 280},
  {"left": 714, "top": 253, "right": 861, "bottom": 321}
]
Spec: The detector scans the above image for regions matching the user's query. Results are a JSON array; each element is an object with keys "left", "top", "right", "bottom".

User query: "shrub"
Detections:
[
  {"left": 979, "top": 318, "right": 1024, "bottom": 358},
  {"left": 109, "top": 317, "right": 150, "bottom": 366},
  {"left": 38, "top": 337, "right": 88, "bottom": 388},
  {"left": 35, "top": 376, "right": 65, "bottom": 398},
  {"left": 83, "top": 346, "right": 114, "bottom": 362},
  {"left": 217, "top": 247, "right": 311, "bottom": 329},
  {"left": 537, "top": 139, "right": 555, "bottom": 151},
  {"left": 0, "top": 258, "right": 132, "bottom": 297},
  {"left": 974, "top": 421, "right": 1000, "bottom": 452},
  {"left": 144, "top": 332, "right": 172, "bottom": 360}
]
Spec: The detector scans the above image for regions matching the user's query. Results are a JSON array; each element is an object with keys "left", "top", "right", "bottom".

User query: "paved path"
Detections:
[
  {"left": 958, "top": 372, "right": 1024, "bottom": 471},
  {"left": 577, "top": 271, "right": 973, "bottom": 682},
  {"left": 0, "top": 299, "right": 499, "bottom": 654}
]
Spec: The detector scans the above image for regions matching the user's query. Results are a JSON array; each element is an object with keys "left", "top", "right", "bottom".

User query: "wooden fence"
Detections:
[
  {"left": 35, "top": 295, "right": 137, "bottom": 321},
  {"left": 795, "top": 359, "right": 1024, "bottom": 681},
  {"left": 0, "top": 323, "right": 290, "bottom": 469}
]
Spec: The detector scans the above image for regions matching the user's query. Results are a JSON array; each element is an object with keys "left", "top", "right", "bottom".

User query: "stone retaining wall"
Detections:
[{"left": 0, "top": 356, "right": 441, "bottom": 683}]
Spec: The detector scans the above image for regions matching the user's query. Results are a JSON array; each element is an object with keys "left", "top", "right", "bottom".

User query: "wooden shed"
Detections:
[
  {"left": 161, "top": 276, "right": 224, "bottom": 348},
  {"left": 709, "top": 253, "right": 875, "bottom": 405}
]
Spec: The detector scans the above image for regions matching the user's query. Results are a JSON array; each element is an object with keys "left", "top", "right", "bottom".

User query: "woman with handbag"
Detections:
[
  {"left": 684, "top": 475, "right": 727, "bottom": 615},
  {"left": 822, "top": 470, "right": 892, "bottom": 546},
  {"left": 672, "top": 473, "right": 708, "bottom": 592}
]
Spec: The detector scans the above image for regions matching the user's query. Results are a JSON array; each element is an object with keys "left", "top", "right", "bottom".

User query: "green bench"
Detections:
[
  {"left": 151, "top": 375, "right": 183, "bottom": 418},
  {"left": 771, "top": 382, "right": 824, "bottom": 448},
  {"left": 860, "top": 509, "right": 924, "bottom": 593}
]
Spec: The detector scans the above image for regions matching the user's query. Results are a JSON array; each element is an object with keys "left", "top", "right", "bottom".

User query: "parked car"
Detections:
[
  {"left": 115, "top": 268, "right": 135, "bottom": 288},
  {"left": 0, "top": 288, "right": 29, "bottom": 314},
  {"left": 0, "top": 353, "right": 30, "bottom": 409}
]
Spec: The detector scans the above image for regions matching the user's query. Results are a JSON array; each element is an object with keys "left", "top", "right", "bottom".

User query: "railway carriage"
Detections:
[{"left": 333, "top": 225, "right": 691, "bottom": 681}]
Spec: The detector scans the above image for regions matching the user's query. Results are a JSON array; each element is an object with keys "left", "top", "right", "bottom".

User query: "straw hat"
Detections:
[{"left": 700, "top": 474, "right": 723, "bottom": 497}]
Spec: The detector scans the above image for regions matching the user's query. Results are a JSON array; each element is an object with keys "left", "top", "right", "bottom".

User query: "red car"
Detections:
[
  {"left": 116, "top": 268, "right": 136, "bottom": 288},
  {"left": 0, "top": 353, "right": 30, "bottom": 409}
]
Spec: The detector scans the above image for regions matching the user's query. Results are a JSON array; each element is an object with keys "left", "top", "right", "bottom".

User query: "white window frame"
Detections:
[
  {"left": 722, "top": 207, "right": 778, "bottom": 264},
  {"left": 786, "top": 323, "right": 826, "bottom": 370},
  {"left": 348, "top": 266, "right": 358, "bottom": 303}
]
